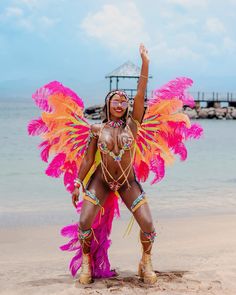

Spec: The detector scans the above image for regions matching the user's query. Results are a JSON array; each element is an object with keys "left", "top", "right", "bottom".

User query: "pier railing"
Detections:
[
  {"left": 190, "top": 92, "right": 236, "bottom": 102},
  {"left": 121, "top": 89, "right": 236, "bottom": 103}
]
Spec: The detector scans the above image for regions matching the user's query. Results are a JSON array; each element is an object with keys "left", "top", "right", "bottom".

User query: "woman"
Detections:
[
  {"left": 72, "top": 44, "right": 157, "bottom": 284},
  {"left": 28, "top": 43, "right": 202, "bottom": 286}
]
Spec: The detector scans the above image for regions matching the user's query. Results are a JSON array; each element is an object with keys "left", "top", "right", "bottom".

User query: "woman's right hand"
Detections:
[{"left": 72, "top": 187, "right": 80, "bottom": 208}]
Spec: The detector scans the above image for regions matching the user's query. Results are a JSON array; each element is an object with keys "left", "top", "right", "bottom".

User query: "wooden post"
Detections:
[{"left": 110, "top": 78, "right": 112, "bottom": 91}]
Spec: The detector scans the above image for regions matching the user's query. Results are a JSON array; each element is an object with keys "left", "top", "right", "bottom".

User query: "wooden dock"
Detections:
[
  {"left": 190, "top": 92, "right": 236, "bottom": 108},
  {"left": 121, "top": 89, "right": 236, "bottom": 108}
]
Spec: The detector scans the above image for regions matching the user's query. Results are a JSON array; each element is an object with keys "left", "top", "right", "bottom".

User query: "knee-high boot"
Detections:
[
  {"left": 78, "top": 227, "right": 93, "bottom": 284},
  {"left": 138, "top": 229, "right": 157, "bottom": 284}
]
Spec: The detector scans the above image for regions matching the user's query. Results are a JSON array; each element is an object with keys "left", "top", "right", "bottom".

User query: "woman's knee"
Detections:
[
  {"left": 141, "top": 217, "right": 154, "bottom": 232},
  {"left": 134, "top": 208, "right": 154, "bottom": 232},
  {"left": 79, "top": 213, "right": 93, "bottom": 230}
]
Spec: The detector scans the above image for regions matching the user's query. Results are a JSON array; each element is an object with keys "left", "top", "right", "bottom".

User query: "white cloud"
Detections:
[
  {"left": 205, "top": 17, "right": 226, "bottom": 35},
  {"left": 150, "top": 39, "right": 202, "bottom": 63},
  {"left": 17, "top": 18, "right": 34, "bottom": 31},
  {"left": 5, "top": 6, "right": 24, "bottom": 17},
  {"left": 167, "top": 0, "right": 208, "bottom": 9},
  {"left": 39, "top": 16, "right": 60, "bottom": 28},
  {"left": 223, "top": 37, "right": 236, "bottom": 54},
  {"left": 80, "top": 2, "right": 149, "bottom": 51},
  {"left": 15, "top": 0, "right": 41, "bottom": 9},
  {"left": 0, "top": 3, "right": 59, "bottom": 33}
]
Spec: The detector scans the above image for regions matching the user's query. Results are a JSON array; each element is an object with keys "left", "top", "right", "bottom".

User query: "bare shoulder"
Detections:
[
  {"left": 127, "top": 115, "right": 140, "bottom": 137},
  {"left": 91, "top": 123, "right": 103, "bottom": 138}
]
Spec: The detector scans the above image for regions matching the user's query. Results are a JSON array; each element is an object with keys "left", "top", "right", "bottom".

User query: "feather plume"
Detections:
[
  {"left": 60, "top": 223, "right": 78, "bottom": 238},
  {"left": 38, "top": 140, "right": 50, "bottom": 162},
  {"left": 63, "top": 161, "right": 78, "bottom": 193},
  {"left": 150, "top": 154, "right": 165, "bottom": 184},
  {"left": 60, "top": 238, "right": 80, "bottom": 251},
  {"left": 134, "top": 160, "right": 150, "bottom": 182},
  {"left": 152, "top": 77, "right": 195, "bottom": 107},
  {"left": 45, "top": 153, "right": 66, "bottom": 177},
  {"left": 27, "top": 118, "right": 48, "bottom": 136}
]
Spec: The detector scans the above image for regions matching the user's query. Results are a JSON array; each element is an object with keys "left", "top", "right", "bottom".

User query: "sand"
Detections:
[{"left": 0, "top": 214, "right": 236, "bottom": 295}]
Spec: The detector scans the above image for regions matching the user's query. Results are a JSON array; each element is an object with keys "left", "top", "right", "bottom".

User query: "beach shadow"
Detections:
[
  {"left": 18, "top": 270, "right": 223, "bottom": 293},
  {"left": 75, "top": 269, "right": 190, "bottom": 290}
]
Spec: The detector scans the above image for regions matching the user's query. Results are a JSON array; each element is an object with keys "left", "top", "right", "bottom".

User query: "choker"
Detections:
[{"left": 107, "top": 119, "right": 124, "bottom": 128}]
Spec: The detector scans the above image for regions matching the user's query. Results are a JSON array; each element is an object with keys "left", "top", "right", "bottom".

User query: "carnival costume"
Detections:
[{"left": 28, "top": 77, "right": 203, "bottom": 281}]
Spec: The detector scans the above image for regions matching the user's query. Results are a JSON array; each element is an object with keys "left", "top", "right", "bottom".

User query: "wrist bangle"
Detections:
[
  {"left": 74, "top": 182, "right": 81, "bottom": 188},
  {"left": 140, "top": 74, "right": 148, "bottom": 79},
  {"left": 74, "top": 178, "right": 84, "bottom": 191}
]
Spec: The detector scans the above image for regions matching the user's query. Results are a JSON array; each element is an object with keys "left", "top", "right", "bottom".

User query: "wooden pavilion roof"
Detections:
[{"left": 105, "top": 60, "right": 152, "bottom": 78}]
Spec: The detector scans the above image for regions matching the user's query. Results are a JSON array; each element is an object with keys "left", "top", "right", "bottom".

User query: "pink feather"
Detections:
[
  {"left": 44, "top": 81, "right": 84, "bottom": 109},
  {"left": 45, "top": 153, "right": 66, "bottom": 177},
  {"left": 38, "top": 140, "right": 50, "bottom": 162},
  {"left": 60, "top": 238, "right": 80, "bottom": 251},
  {"left": 151, "top": 77, "right": 195, "bottom": 108},
  {"left": 150, "top": 154, "right": 165, "bottom": 184},
  {"left": 60, "top": 192, "right": 119, "bottom": 278},
  {"left": 134, "top": 160, "right": 150, "bottom": 182},
  {"left": 173, "top": 142, "right": 187, "bottom": 161},
  {"left": 184, "top": 123, "right": 203, "bottom": 139},
  {"left": 32, "top": 87, "right": 53, "bottom": 112},
  {"left": 60, "top": 223, "right": 78, "bottom": 238},
  {"left": 63, "top": 161, "right": 78, "bottom": 193},
  {"left": 27, "top": 118, "right": 48, "bottom": 136},
  {"left": 69, "top": 251, "right": 82, "bottom": 278}
]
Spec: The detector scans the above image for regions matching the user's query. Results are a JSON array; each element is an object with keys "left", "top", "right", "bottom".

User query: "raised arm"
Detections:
[{"left": 132, "top": 43, "right": 149, "bottom": 124}]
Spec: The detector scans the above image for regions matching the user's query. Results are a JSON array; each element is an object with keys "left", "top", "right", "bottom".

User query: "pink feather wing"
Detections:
[{"left": 134, "top": 77, "right": 203, "bottom": 185}]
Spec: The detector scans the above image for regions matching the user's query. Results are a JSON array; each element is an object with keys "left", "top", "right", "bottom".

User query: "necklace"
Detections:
[{"left": 107, "top": 119, "right": 124, "bottom": 128}]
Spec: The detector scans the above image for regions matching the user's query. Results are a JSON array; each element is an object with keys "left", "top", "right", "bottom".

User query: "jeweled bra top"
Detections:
[
  {"left": 89, "top": 118, "right": 138, "bottom": 191},
  {"left": 97, "top": 122, "right": 135, "bottom": 161}
]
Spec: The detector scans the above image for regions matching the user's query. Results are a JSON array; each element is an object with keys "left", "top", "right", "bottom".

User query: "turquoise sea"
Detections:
[{"left": 1, "top": 98, "right": 236, "bottom": 227}]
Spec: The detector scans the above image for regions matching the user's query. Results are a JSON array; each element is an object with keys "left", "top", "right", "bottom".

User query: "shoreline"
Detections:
[
  {"left": 84, "top": 105, "right": 236, "bottom": 120},
  {"left": 0, "top": 213, "right": 235, "bottom": 295},
  {"left": 1, "top": 203, "right": 236, "bottom": 229}
]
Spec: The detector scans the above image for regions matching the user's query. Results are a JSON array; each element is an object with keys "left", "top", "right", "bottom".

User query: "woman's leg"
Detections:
[
  {"left": 118, "top": 179, "right": 156, "bottom": 254},
  {"left": 118, "top": 178, "right": 157, "bottom": 284},
  {"left": 78, "top": 171, "right": 111, "bottom": 284},
  {"left": 79, "top": 172, "right": 110, "bottom": 254}
]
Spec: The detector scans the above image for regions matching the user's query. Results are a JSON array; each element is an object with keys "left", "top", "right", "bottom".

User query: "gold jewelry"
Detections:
[
  {"left": 140, "top": 74, "right": 148, "bottom": 79},
  {"left": 74, "top": 178, "right": 85, "bottom": 193}
]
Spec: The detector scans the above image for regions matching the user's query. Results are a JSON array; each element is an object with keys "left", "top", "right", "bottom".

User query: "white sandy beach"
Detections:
[{"left": 0, "top": 214, "right": 235, "bottom": 295}]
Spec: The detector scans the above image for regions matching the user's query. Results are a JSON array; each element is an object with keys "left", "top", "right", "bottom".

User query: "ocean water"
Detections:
[{"left": 0, "top": 98, "right": 236, "bottom": 227}]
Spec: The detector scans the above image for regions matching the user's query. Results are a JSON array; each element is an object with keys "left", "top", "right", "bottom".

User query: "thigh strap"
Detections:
[
  {"left": 130, "top": 192, "right": 147, "bottom": 213},
  {"left": 83, "top": 190, "right": 105, "bottom": 223}
]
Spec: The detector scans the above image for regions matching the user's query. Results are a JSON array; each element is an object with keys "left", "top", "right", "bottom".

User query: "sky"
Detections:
[{"left": 0, "top": 0, "right": 236, "bottom": 104}]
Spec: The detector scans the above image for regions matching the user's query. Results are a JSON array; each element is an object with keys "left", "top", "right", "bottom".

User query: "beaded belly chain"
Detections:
[{"left": 97, "top": 120, "right": 135, "bottom": 191}]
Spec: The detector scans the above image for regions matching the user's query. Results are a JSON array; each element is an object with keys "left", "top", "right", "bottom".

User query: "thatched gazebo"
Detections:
[{"left": 105, "top": 61, "right": 152, "bottom": 101}]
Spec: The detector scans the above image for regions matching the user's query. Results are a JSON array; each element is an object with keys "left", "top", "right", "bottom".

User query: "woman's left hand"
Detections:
[{"left": 139, "top": 43, "right": 149, "bottom": 63}]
